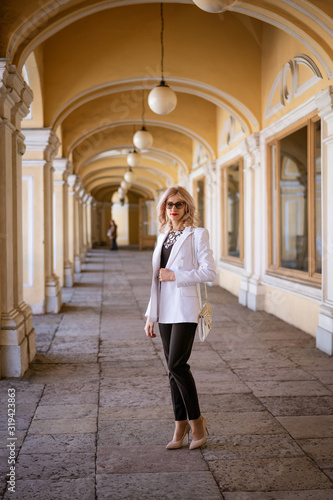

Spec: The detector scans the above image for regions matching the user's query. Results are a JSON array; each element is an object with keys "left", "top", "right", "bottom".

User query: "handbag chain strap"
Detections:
[{"left": 192, "top": 231, "right": 208, "bottom": 306}]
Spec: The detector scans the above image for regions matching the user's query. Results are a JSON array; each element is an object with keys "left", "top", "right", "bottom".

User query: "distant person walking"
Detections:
[{"left": 107, "top": 220, "right": 118, "bottom": 250}]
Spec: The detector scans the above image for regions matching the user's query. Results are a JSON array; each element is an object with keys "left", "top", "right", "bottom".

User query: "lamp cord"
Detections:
[
  {"left": 142, "top": 88, "right": 145, "bottom": 126},
  {"left": 160, "top": 2, "right": 164, "bottom": 82}
]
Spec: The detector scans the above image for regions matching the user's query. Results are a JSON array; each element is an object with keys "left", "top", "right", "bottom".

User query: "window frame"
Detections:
[
  {"left": 267, "top": 113, "right": 322, "bottom": 286},
  {"left": 193, "top": 175, "right": 206, "bottom": 227},
  {"left": 221, "top": 157, "right": 244, "bottom": 265}
]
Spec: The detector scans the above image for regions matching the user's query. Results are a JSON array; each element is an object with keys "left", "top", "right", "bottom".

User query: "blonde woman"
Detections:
[{"left": 145, "top": 186, "right": 216, "bottom": 449}]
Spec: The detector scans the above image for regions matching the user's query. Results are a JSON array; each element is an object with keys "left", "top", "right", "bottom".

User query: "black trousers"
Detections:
[{"left": 159, "top": 322, "right": 201, "bottom": 421}]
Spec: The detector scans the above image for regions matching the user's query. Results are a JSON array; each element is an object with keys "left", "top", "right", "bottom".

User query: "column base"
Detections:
[
  {"left": 247, "top": 278, "right": 265, "bottom": 311},
  {"left": 45, "top": 274, "right": 62, "bottom": 313},
  {"left": 238, "top": 277, "right": 249, "bottom": 307},
  {"left": 64, "top": 262, "right": 74, "bottom": 287},
  {"left": 74, "top": 255, "right": 81, "bottom": 273},
  {"left": 316, "top": 326, "right": 333, "bottom": 355},
  {"left": 238, "top": 276, "right": 265, "bottom": 311},
  {"left": 316, "top": 305, "right": 333, "bottom": 355},
  {"left": 0, "top": 306, "right": 34, "bottom": 377}
]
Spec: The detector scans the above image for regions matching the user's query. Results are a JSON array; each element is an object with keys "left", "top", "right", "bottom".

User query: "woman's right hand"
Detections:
[{"left": 145, "top": 318, "right": 156, "bottom": 338}]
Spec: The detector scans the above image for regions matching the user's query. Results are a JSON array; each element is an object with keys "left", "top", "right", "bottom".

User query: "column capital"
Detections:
[
  {"left": 22, "top": 128, "right": 60, "bottom": 161},
  {"left": 67, "top": 174, "right": 77, "bottom": 188},
  {"left": 0, "top": 62, "right": 33, "bottom": 123}
]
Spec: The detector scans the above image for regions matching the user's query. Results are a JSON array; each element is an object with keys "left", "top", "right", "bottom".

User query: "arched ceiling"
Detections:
[{"left": 1, "top": 0, "right": 332, "bottom": 201}]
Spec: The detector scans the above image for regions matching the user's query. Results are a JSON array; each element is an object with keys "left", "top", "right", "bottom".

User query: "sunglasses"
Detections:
[{"left": 166, "top": 202, "right": 185, "bottom": 210}]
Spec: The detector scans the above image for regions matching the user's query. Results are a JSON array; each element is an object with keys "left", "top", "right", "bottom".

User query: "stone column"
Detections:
[
  {"left": 86, "top": 196, "right": 93, "bottom": 249},
  {"left": 53, "top": 159, "right": 67, "bottom": 287},
  {"left": 91, "top": 201, "right": 99, "bottom": 247},
  {"left": 74, "top": 180, "right": 82, "bottom": 273},
  {"left": 23, "top": 128, "right": 62, "bottom": 314},
  {"left": 0, "top": 62, "right": 35, "bottom": 377},
  {"left": 44, "top": 133, "right": 62, "bottom": 313},
  {"left": 315, "top": 87, "right": 333, "bottom": 355},
  {"left": 65, "top": 174, "right": 76, "bottom": 286},
  {"left": 238, "top": 134, "right": 265, "bottom": 311}
]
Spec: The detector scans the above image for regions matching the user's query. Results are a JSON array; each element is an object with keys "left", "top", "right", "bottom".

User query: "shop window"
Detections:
[
  {"left": 268, "top": 117, "right": 321, "bottom": 284},
  {"left": 221, "top": 159, "right": 243, "bottom": 264}
]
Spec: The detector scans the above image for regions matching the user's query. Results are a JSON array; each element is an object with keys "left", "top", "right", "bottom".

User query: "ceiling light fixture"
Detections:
[
  {"left": 134, "top": 89, "right": 153, "bottom": 149},
  {"left": 192, "top": 0, "right": 237, "bottom": 13},
  {"left": 124, "top": 167, "right": 135, "bottom": 184},
  {"left": 148, "top": 3, "right": 177, "bottom": 115},
  {"left": 127, "top": 149, "right": 141, "bottom": 167}
]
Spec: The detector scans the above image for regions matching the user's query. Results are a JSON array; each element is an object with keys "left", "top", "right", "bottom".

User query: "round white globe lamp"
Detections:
[
  {"left": 192, "top": 0, "right": 236, "bottom": 13},
  {"left": 121, "top": 179, "right": 131, "bottom": 191},
  {"left": 148, "top": 81, "right": 177, "bottom": 115},
  {"left": 124, "top": 168, "right": 135, "bottom": 184},
  {"left": 133, "top": 127, "right": 153, "bottom": 149},
  {"left": 127, "top": 150, "right": 141, "bottom": 167}
]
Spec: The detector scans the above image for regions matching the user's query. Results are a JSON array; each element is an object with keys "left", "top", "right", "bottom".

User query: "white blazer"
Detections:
[{"left": 145, "top": 226, "right": 216, "bottom": 324}]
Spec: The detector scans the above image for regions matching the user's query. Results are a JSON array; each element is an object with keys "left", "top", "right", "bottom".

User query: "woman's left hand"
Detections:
[{"left": 158, "top": 268, "right": 176, "bottom": 282}]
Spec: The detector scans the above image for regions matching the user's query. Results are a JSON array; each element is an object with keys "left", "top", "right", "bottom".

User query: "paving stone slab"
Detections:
[
  {"left": 24, "top": 363, "right": 99, "bottom": 381},
  {"left": 196, "top": 379, "right": 252, "bottom": 395},
  {"left": 20, "top": 433, "right": 96, "bottom": 454},
  {"left": 199, "top": 394, "right": 265, "bottom": 413},
  {"left": 208, "top": 457, "right": 332, "bottom": 491},
  {"left": 100, "top": 363, "right": 163, "bottom": 378},
  {"left": 223, "top": 491, "right": 333, "bottom": 500},
  {"left": 99, "top": 387, "right": 171, "bottom": 407},
  {"left": 97, "top": 419, "right": 175, "bottom": 447},
  {"left": 33, "top": 353, "right": 98, "bottom": 363},
  {"left": 233, "top": 367, "right": 317, "bottom": 382},
  {"left": 34, "top": 403, "right": 98, "bottom": 420},
  {"left": 260, "top": 396, "right": 333, "bottom": 416},
  {"left": 246, "top": 380, "right": 332, "bottom": 397},
  {"left": 298, "top": 438, "right": 333, "bottom": 468},
  {"left": 202, "top": 434, "right": 304, "bottom": 461},
  {"left": 96, "top": 471, "right": 223, "bottom": 500},
  {"left": 277, "top": 415, "right": 333, "bottom": 438},
  {"left": 2, "top": 478, "right": 95, "bottom": 500},
  {"left": 15, "top": 452, "right": 95, "bottom": 480},
  {"left": 98, "top": 405, "right": 173, "bottom": 420},
  {"left": 28, "top": 417, "right": 97, "bottom": 435},
  {"left": 97, "top": 445, "right": 208, "bottom": 474},
  {"left": 204, "top": 411, "right": 287, "bottom": 436}
]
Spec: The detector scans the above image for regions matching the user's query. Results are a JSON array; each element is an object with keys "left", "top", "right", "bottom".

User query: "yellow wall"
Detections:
[{"left": 265, "top": 286, "right": 319, "bottom": 337}]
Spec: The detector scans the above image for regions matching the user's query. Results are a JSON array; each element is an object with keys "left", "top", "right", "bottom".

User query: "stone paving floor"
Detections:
[{"left": 1, "top": 247, "right": 333, "bottom": 500}]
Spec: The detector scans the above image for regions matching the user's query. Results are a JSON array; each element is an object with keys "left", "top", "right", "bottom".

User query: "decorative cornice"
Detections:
[{"left": 315, "top": 86, "right": 333, "bottom": 118}]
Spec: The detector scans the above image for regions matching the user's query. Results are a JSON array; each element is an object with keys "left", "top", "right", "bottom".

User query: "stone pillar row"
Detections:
[
  {"left": 0, "top": 62, "right": 35, "bottom": 377},
  {"left": 0, "top": 64, "right": 99, "bottom": 376}
]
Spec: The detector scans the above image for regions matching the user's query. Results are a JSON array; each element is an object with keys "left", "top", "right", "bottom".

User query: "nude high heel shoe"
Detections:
[
  {"left": 189, "top": 415, "right": 209, "bottom": 450},
  {"left": 166, "top": 422, "right": 191, "bottom": 449}
]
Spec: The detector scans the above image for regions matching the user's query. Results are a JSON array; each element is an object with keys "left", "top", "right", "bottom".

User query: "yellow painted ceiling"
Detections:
[{"left": 1, "top": 0, "right": 332, "bottom": 201}]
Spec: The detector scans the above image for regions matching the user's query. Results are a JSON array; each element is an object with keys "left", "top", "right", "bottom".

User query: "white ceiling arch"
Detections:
[
  {"left": 53, "top": 77, "right": 255, "bottom": 134},
  {"left": 10, "top": 0, "right": 333, "bottom": 81},
  {"left": 73, "top": 135, "right": 190, "bottom": 176}
]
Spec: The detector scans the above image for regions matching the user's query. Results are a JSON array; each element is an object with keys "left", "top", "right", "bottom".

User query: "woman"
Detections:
[
  {"left": 108, "top": 220, "right": 118, "bottom": 251},
  {"left": 144, "top": 186, "right": 216, "bottom": 450}
]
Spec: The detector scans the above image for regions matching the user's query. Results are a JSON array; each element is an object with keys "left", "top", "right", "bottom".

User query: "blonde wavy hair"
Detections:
[{"left": 157, "top": 185, "right": 200, "bottom": 232}]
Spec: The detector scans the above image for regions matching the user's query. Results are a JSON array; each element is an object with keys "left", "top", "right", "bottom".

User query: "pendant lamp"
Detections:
[
  {"left": 148, "top": 3, "right": 177, "bottom": 115},
  {"left": 127, "top": 149, "right": 141, "bottom": 167},
  {"left": 134, "top": 90, "right": 153, "bottom": 149},
  {"left": 124, "top": 167, "right": 135, "bottom": 183},
  {"left": 192, "top": 0, "right": 236, "bottom": 13},
  {"left": 121, "top": 179, "right": 131, "bottom": 191}
]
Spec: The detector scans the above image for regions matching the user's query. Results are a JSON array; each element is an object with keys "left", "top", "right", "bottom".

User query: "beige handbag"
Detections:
[{"left": 192, "top": 232, "right": 213, "bottom": 342}]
